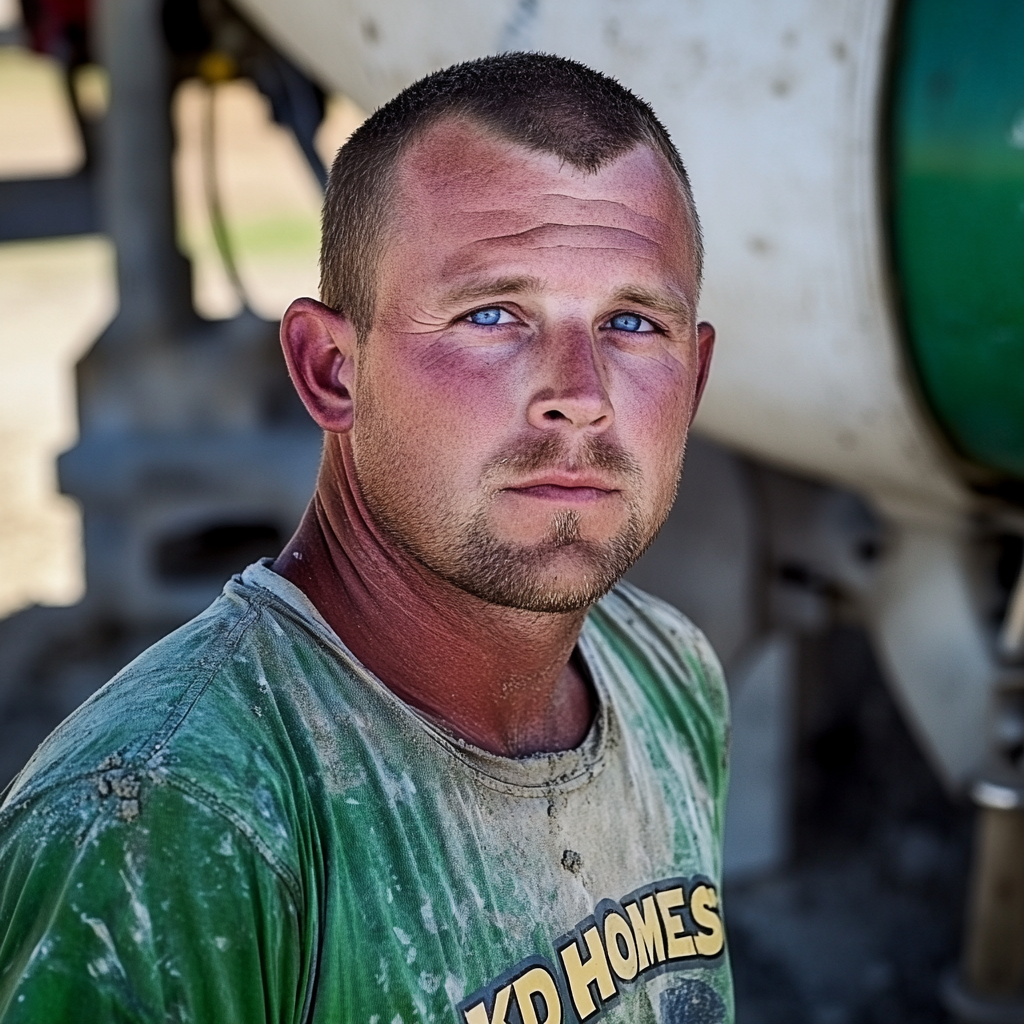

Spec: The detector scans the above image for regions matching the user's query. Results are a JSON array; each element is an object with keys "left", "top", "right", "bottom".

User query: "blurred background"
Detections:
[
  {"left": 1, "top": 1, "right": 1023, "bottom": 1022},
  {"left": 0, "top": 0, "right": 360, "bottom": 619}
]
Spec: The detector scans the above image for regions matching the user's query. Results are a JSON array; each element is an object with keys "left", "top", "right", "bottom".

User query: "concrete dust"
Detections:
[{"left": 94, "top": 753, "right": 142, "bottom": 822}]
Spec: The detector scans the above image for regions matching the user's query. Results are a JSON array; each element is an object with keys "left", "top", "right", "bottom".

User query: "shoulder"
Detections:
[
  {"left": 0, "top": 699, "right": 304, "bottom": 1020},
  {"left": 589, "top": 581, "right": 727, "bottom": 711},
  {"left": 5, "top": 582, "right": 255, "bottom": 792},
  {"left": 586, "top": 581, "right": 729, "bottom": 789},
  {"left": 0, "top": 579, "right": 317, "bottom": 889}
]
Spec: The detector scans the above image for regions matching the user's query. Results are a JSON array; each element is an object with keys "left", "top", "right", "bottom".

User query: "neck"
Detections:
[{"left": 273, "top": 438, "right": 595, "bottom": 757}]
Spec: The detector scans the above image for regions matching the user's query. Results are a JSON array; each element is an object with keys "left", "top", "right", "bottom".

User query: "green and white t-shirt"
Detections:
[{"left": 0, "top": 561, "right": 732, "bottom": 1023}]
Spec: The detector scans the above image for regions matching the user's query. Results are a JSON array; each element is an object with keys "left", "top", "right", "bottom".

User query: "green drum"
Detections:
[{"left": 891, "top": 0, "right": 1024, "bottom": 479}]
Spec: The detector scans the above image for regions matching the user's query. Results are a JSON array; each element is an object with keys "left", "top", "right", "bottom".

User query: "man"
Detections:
[{"left": 0, "top": 53, "right": 727, "bottom": 1023}]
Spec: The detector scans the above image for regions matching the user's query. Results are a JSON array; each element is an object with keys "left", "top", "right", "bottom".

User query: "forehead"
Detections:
[{"left": 387, "top": 118, "right": 696, "bottom": 279}]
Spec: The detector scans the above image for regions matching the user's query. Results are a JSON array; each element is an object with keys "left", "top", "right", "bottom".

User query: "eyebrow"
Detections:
[
  {"left": 610, "top": 287, "right": 693, "bottom": 326},
  {"left": 439, "top": 275, "right": 544, "bottom": 307},
  {"left": 437, "top": 278, "right": 694, "bottom": 326}
]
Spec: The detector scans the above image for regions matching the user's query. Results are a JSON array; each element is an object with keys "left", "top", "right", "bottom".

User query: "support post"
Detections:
[{"left": 945, "top": 779, "right": 1024, "bottom": 1024}]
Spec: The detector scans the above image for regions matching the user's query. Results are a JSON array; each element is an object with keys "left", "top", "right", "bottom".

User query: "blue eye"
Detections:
[
  {"left": 610, "top": 313, "right": 646, "bottom": 332},
  {"left": 468, "top": 308, "right": 503, "bottom": 326}
]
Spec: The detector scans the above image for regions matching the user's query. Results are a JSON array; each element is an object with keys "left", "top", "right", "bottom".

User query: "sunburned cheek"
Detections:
[
  {"left": 613, "top": 364, "right": 694, "bottom": 441},
  {"left": 614, "top": 383, "right": 692, "bottom": 509},
  {"left": 395, "top": 348, "right": 523, "bottom": 437}
]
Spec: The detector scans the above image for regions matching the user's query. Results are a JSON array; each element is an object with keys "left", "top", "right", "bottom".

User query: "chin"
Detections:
[
  {"left": 443, "top": 536, "right": 643, "bottom": 614},
  {"left": 463, "top": 575, "right": 617, "bottom": 614}
]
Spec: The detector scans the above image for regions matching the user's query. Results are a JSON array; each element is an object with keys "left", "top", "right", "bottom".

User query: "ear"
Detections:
[
  {"left": 689, "top": 321, "right": 716, "bottom": 423},
  {"left": 280, "top": 297, "right": 358, "bottom": 432}
]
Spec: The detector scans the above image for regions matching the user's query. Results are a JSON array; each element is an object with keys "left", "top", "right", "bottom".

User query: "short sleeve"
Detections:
[{"left": 0, "top": 771, "right": 306, "bottom": 1023}]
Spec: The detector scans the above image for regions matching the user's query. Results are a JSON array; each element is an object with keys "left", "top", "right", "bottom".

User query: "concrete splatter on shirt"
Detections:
[{"left": 0, "top": 561, "right": 732, "bottom": 1023}]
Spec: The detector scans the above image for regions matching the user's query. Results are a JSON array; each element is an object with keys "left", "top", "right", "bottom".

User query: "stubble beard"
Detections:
[
  {"left": 354, "top": 409, "right": 678, "bottom": 613},
  {"left": 450, "top": 502, "right": 650, "bottom": 612}
]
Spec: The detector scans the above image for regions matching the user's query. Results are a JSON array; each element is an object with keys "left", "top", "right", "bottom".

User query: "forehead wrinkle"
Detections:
[
  {"left": 438, "top": 250, "right": 679, "bottom": 288},
  {"left": 497, "top": 225, "right": 655, "bottom": 244},
  {"left": 395, "top": 126, "right": 696, "bottom": 238},
  {"left": 459, "top": 193, "right": 671, "bottom": 236},
  {"left": 436, "top": 223, "right": 667, "bottom": 281},
  {"left": 538, "top": 192, "right": 675, "bottom": 234},
  {"left": 502, "top": 244, "right": 656, "bottom": 257},
  {"left": 438, "top": 246, "right": 662, "bottom": 284},
  {"left": 465, "top": 222, "right": 664, "bottom": 250}
]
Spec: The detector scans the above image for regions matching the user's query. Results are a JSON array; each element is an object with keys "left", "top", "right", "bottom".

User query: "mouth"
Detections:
[{"left": 501, "top": 473, "right": 621, "bottom": 504}]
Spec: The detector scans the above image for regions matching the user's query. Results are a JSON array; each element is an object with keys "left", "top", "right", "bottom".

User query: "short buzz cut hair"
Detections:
[{"left": 319, "top": 52, "right": 703, "bottom": 339}]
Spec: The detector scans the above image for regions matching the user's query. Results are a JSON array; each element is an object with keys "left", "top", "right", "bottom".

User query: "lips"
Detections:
[
  {"left": 514, "top": 484, "right": 613, "bottom": 501},
  {"left": 501, "top": 473, "right": 620, "bottom": 503},
  {"left": 506, "top": 471, "right": 619, "bottom": 491}
]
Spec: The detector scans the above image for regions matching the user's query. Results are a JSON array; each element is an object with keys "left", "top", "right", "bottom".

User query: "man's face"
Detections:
[{"left": 348, "top": 119, "right": 712, "bottom": 613}]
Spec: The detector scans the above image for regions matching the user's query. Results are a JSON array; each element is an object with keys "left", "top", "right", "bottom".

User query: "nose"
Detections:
[{"left": 526, "top": 326, "right": 615, "bottom": 433}]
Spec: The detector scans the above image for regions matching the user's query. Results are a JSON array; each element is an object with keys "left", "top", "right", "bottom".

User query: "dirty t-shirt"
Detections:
[{"left": 0, "top": 561, "right": 732, "bottom": 1024}]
